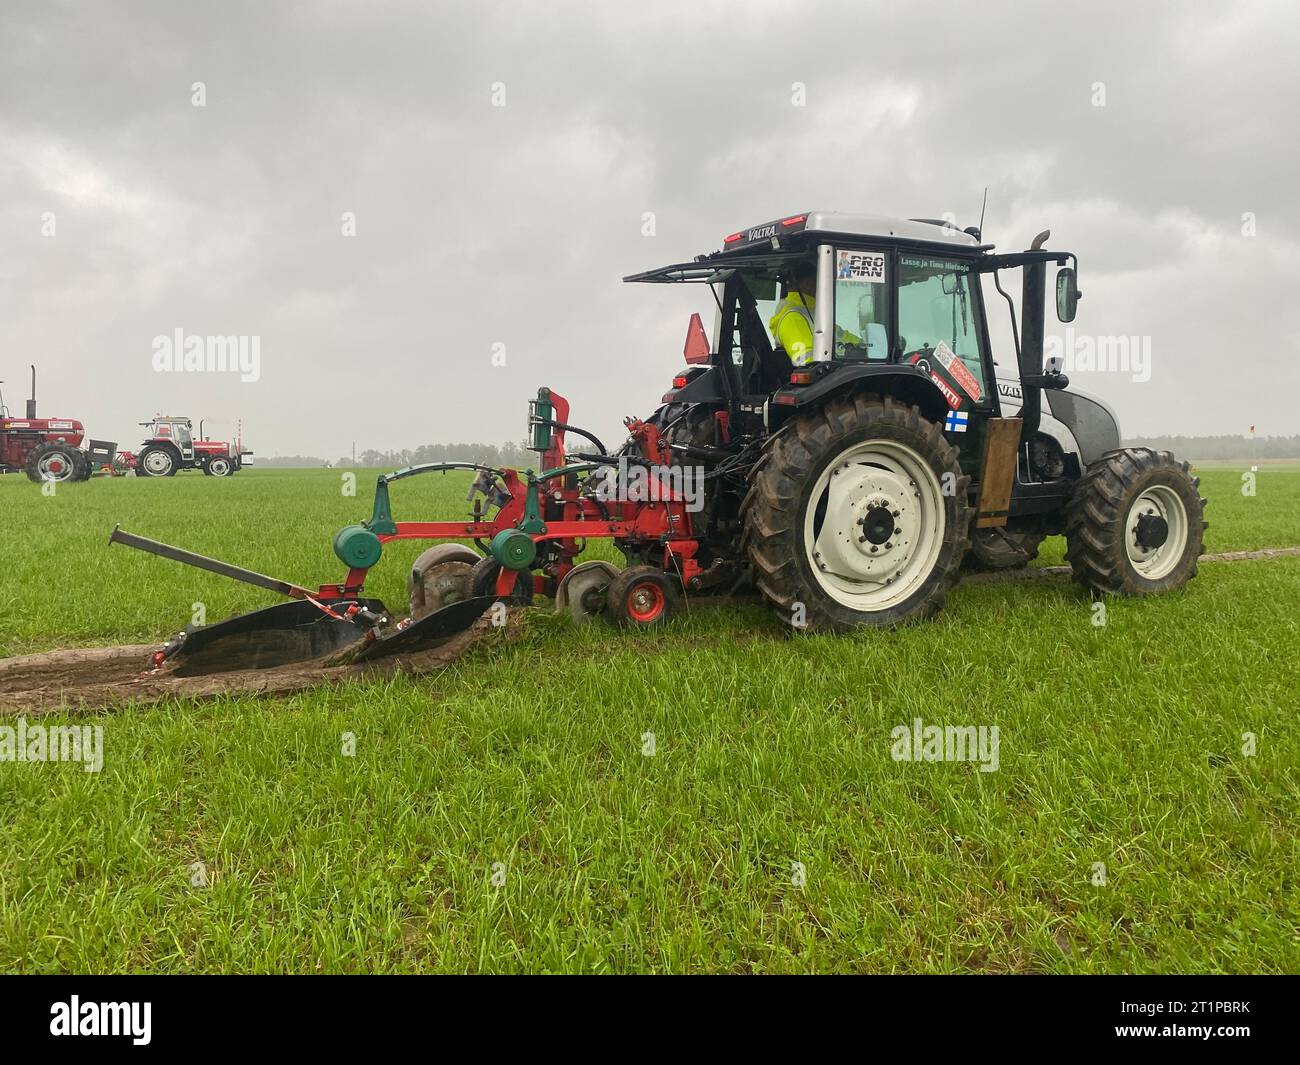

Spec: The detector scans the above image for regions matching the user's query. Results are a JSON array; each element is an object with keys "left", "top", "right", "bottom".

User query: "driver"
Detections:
[
  {"left": 769, "top": 261, "right": 861, "bottom": 368},
  {"left": 769, "top": 262, "right": 819, "bottom": 367}
]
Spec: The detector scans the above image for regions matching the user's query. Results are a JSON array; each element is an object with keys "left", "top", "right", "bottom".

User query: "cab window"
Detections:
[
  {"left": 896, "top": 255, "right": 987, "bottom": 404},
  {"left": 832, "top": 248, "right": 889, "bottom": 361}
]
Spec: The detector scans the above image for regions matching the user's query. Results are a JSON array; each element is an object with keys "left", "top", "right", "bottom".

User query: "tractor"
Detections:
[
  {"left": 111, "top": 212, "right": 1205, "bottom": 674},
  {"left": 134, "top": 416, "right": 254, "bottom": 477},
  {"left": 0, "top": 365, "right": 117, "bottom": 483}
]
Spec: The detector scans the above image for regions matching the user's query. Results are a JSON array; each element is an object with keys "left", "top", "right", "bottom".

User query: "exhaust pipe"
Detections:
[
  {"left": 1017, "top": 232, "right": 1050, "bottom": 438},
  {"left": 26, "top": 364, "right": 36, "bottom": 419}
]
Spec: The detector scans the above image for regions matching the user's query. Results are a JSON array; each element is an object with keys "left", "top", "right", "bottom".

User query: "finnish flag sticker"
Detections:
[{"left": 944, "top": 409, "right": 969, "bottom": 433}]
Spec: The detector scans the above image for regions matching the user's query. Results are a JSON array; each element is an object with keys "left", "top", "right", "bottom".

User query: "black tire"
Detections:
[
  {"left": 137, "top": 444, "right": 178, "bottom": 478},
  {"left": 966, "top": 526, "right": 1046, "bottom": 571},
  {"left": 469, "top": 556, "right": 532, "bottom": 604},
  {"left": 742, "top": 395, "right": 972, "bottom": 632},
  {"left": 207, "top": 456, "right": 234, "bottom": 477},
  {"left": 70, "top": 450, "right": 92, "bottom": 482},
  {"left": 25, "top": 442, "right": 81, "bottom": 484},
  {"left": 1064, "top": 448, "right": 1206, "bottom": 596},
  {"left": 605, "top": 565, "right": 678, "bottom": 628}
]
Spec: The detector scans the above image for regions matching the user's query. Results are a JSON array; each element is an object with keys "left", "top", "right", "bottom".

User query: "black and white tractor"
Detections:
[{"left": 622, "top": 211, "right": 1206, "bottom": 631}]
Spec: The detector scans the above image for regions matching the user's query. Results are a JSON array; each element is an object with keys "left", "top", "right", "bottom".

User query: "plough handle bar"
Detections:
[{"left": 109, "top": 525, "right": 314, "bottom": 601}]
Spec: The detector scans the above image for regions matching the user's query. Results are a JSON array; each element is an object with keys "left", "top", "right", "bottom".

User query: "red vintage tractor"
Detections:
[
  {"left": 133, "top": 416, "right": 254, "bottom": 477},
  {"left": 0, "top": 366, "right": 117, "bottom": 483}
]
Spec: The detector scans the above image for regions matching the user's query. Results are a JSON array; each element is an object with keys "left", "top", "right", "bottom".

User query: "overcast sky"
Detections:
[{"left": 2, "top": 0, "right": 1296, "bottom": 458}]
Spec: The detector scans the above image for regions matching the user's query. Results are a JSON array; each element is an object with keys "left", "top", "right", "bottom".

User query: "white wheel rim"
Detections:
[
  {"left": 211, "top": 459, "right": 229, "bottom": 475},
  {"left": 802, "top": 438, "right": 946, "bottom": 611},
  {"left": 39, "top": 453, "right": 72, "bottom": 480},
  {"left": 144, "top": 451, "right": 171, "bottom": 474},
  {"left": 1125, "top": 485, "right": 1188, "bottom": 580}
]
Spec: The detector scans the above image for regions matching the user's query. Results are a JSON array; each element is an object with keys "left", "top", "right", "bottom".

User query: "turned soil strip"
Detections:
[
  {"left": 0, "top": 618, "right": 505, "bottom": 715},
  {"left": 3, "top": 548, "right": 1296, "bottom": 714}
]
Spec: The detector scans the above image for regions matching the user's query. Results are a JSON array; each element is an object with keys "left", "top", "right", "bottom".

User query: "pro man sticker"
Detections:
[{"left": 836, "top": 250, "right": 886, "bottom": 284}]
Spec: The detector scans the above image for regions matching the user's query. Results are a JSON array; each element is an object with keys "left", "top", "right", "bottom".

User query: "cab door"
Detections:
[
  {"left": 893, "top": 253, "right": 992, "bottom": 414},
  {"left": 173, "top": 422, "right": 195, "bottom": 461}
]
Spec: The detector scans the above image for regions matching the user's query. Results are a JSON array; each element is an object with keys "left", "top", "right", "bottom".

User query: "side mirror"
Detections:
[{"left": 1056, "top": 267, "right": 1081, "bottom": 323}]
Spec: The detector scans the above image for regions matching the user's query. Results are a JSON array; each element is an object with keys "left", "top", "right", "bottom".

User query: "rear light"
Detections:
[
  {"left": 723, "top": 232, "right": 743, "bottom": 244},
  {"left": 672, "top": 375, "right": 689, "bottom": 389},
  {"left": 772, "top": 394, "right": 797, "bottom": 406},
  {"left": 781, "top": 214, "right": 807, "bottom": 227},
  {"left": 789, "top": 371, "right": 813, "bottom": 385}
]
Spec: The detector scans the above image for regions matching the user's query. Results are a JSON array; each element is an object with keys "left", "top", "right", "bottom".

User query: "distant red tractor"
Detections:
[
  {"left": 133, "top": 415, "right": 253, "bottom": 478},
  {"left": 0, "top": 366, "right": 118, "bottom": 483}
]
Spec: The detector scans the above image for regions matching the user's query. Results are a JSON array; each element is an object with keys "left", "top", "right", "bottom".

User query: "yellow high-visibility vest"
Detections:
[{"left": 770, "top": 293, "right": 816, "bottom": 366}]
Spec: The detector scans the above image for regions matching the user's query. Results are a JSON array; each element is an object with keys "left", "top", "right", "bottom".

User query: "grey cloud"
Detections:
[{"left": 1, "top": 0, "right": 1296, "bottom": 457}]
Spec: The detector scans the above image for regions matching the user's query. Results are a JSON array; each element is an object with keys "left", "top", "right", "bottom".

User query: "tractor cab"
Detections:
[
  {"left": 625, "top": 213, "right": 1016, "bottom": 430},
  {"left": 626, "top": 211, "right": 1121, "bottom": 548},
  {"left": 144, "top": 417, "right": 195, "bottom": 462}
]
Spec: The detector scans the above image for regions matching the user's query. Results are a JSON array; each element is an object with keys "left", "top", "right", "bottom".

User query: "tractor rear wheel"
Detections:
[
  {"left": 1064, "top": 448, "right": 1206, "bottom": 596},
  {"left": 138, "top": 445, "right": 178, "bottom": 477},
  {"left": 25, "top": 442, "right": 82, "bottom": 484},
  {"left": 743, "top": 395, "right": 972, "bottom": 632},
  {"left": 966, "top": 526, "right": 1045, "bottom": 571}
]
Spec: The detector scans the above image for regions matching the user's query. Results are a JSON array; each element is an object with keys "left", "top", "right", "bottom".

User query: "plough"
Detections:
[{"left": 110, "top": 388, "right": 718, "bottom": 674}]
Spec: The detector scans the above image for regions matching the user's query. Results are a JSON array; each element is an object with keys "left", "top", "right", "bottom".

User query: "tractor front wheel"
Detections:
[
  {"left": 1065, "top": 448, "right": 1206, "bottom": 596},
  {"left": 207, "top": 457, "right": 234, "bottom": 477},
  {"left": 743, "top": 395, "right": 972, "bottom": 632}
]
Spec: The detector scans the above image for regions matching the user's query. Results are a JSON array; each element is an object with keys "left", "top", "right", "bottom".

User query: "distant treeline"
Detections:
[
  {"left": 1124, "top": 435, "right": 1300, "bottom": 461},
  {"left": 261, "top": 435, "right": 1300, "bottom": 468},
  {"left": 259, "top": 441, "right": 537, "bottom": 469}
]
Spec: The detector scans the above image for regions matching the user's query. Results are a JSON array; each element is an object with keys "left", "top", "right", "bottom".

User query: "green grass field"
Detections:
[{"left": 2, "top": 466, "right": 1298, "bottom": 973}]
